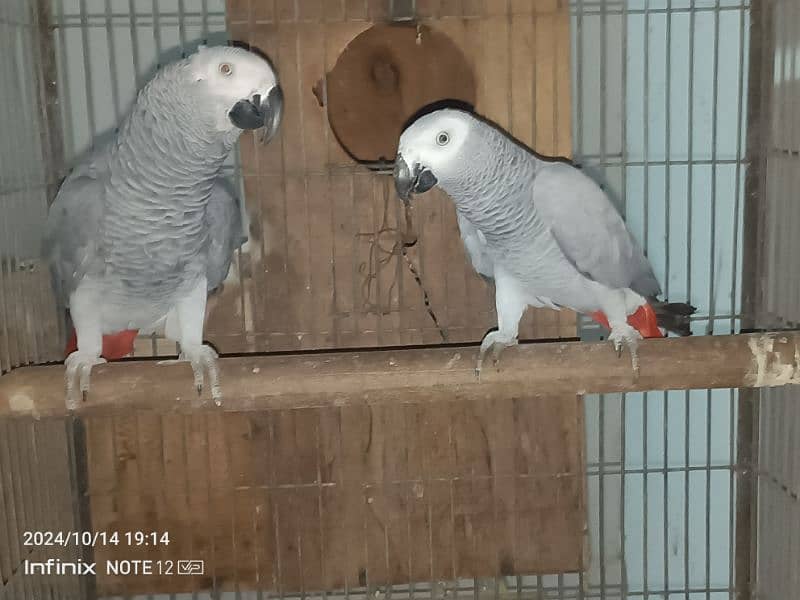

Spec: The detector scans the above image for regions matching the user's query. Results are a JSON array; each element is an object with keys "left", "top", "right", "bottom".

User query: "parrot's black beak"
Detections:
[
  {"left": 229, "top": 84, "right": 284, "bottom": 143},
  {"left": 393, "top": 154, "right": 437, "bottom": 201}
]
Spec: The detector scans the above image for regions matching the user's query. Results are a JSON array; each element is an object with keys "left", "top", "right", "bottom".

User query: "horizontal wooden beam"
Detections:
[{"left": 1, "top": 331, "right": 799, "bottom": 418}]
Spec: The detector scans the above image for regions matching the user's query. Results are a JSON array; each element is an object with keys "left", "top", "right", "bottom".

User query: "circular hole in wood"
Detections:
[{"left": 324, "top": 23, "right": 477, "bottom": 165}]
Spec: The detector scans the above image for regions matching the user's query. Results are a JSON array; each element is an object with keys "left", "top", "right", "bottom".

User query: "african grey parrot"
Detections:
[
  {"left": 393, "top": 109, "right": 695, "bottom": 376},
  {"left": 44, "top": 45, "right": 283, "bottom": 408}
]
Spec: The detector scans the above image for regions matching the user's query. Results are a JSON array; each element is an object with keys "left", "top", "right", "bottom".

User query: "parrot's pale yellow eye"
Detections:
[
  {"left": 436, "top": 131, "right": 450, "bottom": 146},
  {"left": 219, "top": 63, "right": 233, "bottom": 76}
]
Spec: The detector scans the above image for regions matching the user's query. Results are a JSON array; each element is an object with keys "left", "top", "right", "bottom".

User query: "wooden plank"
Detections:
[
  {"left": 325, "top": 0, "right": 346, "bottom": 22},
  {"left": 299, "top": 0, "right": 324, "bottom": 21},
  {"left": 416, "top": 0, "right": 441, "bottom": 19},
  {"left": 331, "top": 173, "right": 357, "bottom": 346},
  {"left": 352, "top": 172, "right": 380, "bottom": 346},
  {"left": 276, "top": 0, "right": 297, "bottom": 22},
  {"left": 299, "top": 23, "right": 328, "bottom": 173},
  {"left": 510, "top": 14, "right": 535, "bottom": 147},
  {"left": 185, "top": 414, "right": 215, "bottom": 590},
  {"left": 74, "top": 391, "right": 586, "bottom": 595},
  {"left": 554, "top": 9, "right": 573, "bottom": 159},
  {"left": 284, "top": 175, "right": 311, "bottom": 349},
  {"left": 307, "top": 175, "right": 337, "bottom": 348},
  {"left": 207, "top": 413, "right": 236, "bottom": 592},
  {"left": 374, "top": 179, "right": 402, "bottom": 346},
  {"left": 417, "top": 186, "right": 449, "bottom": 345},
  {"left": 451, "top": 401, "right": 496, "bottom": 577},
  {"left": 345, "top": 0, "right": 368, "bottom": 21}
]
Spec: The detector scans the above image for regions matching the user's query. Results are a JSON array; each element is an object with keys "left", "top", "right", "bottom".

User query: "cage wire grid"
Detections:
[{"left": 0, "top": 0, "right": 770, "bottom": 599}]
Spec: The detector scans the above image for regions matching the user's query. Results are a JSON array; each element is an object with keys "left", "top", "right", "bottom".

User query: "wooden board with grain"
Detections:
[
  {"left": 186, "top": 0, "right": 575, "bottom": 356},
  {"left": 89, "top": 395, "right": 586, "bottom": 596}
]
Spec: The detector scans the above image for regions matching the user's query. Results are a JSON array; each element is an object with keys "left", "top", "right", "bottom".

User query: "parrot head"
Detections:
[
  {"left": 394, "top": 109, "right": 474, "bottom": 201},
  {"left": 189, "top": 45, "right": 284, "bottom": 143}
]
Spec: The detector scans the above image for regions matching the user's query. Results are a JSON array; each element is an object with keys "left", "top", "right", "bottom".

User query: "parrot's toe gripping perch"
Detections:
[
  {"left": 608, "top": 323, "right": 642, "bottom": 380},
  {"left": 475, "top": 331, "right": 518, "bottom": 380},
  {"left": 158, "top": 344, "right": 222, "bottom": 406},
  {"left": 64, "top": 351, "right": 107, "bottom": 409}
]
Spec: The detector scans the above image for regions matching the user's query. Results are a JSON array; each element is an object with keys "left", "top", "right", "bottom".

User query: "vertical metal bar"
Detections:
[
  {"left": 707, "top": 0, "right": 722, "bottom": 334},
  {"left": 642, "top": 16, "right": 653, "bottom": 593},
  {"left": 128, "top": 0, "right": 142, "bottom": 90},
  {"left": 619, "top": 0, "right": 630, "bottom": 593},
  {"left": 598, "top": 10, "right": 609, "bottom": 596},
  {"left": 663, "top": 389, "right": 669, "bottom": 598},
  {"left": 684, "top": 3, "right": 697, "bottom": 594},
  {"left": 575, "top": 0, "right": 583, "bottom": 155},
  {"left": 66, "top": 416, "right": 96, "bottom": 600},
  {"left": 152, "top": 0, "right": 163, "bottom": 68},
  {"left": 773, "top": 1, "right": 790, "bottom": 321},
  {"left": 103, "top": 0, "right": 120, "bottom": 123},
  {"left": 178, "top": 0, "right": 187, "bottom": 54},
  {"left": 664, "top": 0, "right": 672, "bottom": 302},
  {"left": 643, "top": 394, "right": 649, "bottom": 600},
  {"left": 729, "top": 1, "right": 747, "bottom": 334},
  {"left": 642, "top": 0, "right": 650, "bottom": 254},
  {"left": 662, "top": 13, "right": 675, "bottom": 598},
  {"left": 78, "top": 0, "right": 96, "bottom": 142},
  {"left": 0, "top": 20, "right": 18, "bottom": 371},
  {"left": 684, "top": 389, "right": 690, "bottom": 600},
  {"left": 728, "top": 388, "right": 735, "bottom": 600},
  {"left": 9, "top": 420, "right": 37, "bottom": 600},
  {"left": 34, "top": 0, "right": 65, "bottom": 204},
  {"left": 686, "top": 0, "right": 695, "bottom": 325},
  {"left": 201, "top": 0, "right": 209, "bottom": 42},
  {"left": 55, "top": 0, "right": 73, "bottom": 162},
  {"left": 737, "top": 0, "right": 775, "bottom": 596},
  {"left": 705, "top": 390, "right": 712, "bottom": 600},
  {"left": 788, "top": 0, "right": 800, "bottom": 323}
]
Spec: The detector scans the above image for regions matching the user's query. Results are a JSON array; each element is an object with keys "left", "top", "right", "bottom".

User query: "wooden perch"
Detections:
[{"left": 1, "top": 331, "right": 799, "bottom": 418}]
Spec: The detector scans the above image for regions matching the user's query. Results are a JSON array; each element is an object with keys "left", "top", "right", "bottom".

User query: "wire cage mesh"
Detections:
[{"left": 0, "top": 0, "right": 796, "bottom": 599}]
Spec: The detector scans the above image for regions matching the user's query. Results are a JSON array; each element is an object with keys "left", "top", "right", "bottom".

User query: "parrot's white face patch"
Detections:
[
  {"left": 397, "top": 109, "right": 472, "bottom": 178},
  {"left": 190, "top": 46, "right": 279, "bottom": 132}
]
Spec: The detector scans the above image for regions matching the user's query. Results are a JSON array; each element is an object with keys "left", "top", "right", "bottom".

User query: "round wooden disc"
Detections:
[{"left": 325, "top": 23, "right": 476, "bottom": 163}]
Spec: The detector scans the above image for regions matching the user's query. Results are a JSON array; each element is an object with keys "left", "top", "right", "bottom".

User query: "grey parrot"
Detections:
[
  {"left": 44, "top": 45, "right": 283, "bottom": 407},
  {"left": 393, "top": 109, "right": 695, "bottom": 377}
]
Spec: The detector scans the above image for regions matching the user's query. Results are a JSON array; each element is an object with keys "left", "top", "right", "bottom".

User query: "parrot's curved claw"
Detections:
[
  {"left": 158, "top": 344, "right": 222, "bottom": 406},
  {"left": 608, "top": 323, "right": 642, "bottom": 380},
  {"left": 475, "top": 331, "right": 518, "bottom": 381},
  {"left": 64, "top": 351, "right": 107, "bottom": 410}
]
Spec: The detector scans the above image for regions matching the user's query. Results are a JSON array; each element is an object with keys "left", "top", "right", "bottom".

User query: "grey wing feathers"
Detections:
[
  {"left": 43, "top": 165, "right": 107, "bottom": 309},
  {"left": 205, "top": 178, "right": 247, "bottom": 293},
  {"left": 457, "top": 212, "right": 494, "bottom": 281},
  {"left": 532, "top": 161, "right": 661, "bottom": 297}
]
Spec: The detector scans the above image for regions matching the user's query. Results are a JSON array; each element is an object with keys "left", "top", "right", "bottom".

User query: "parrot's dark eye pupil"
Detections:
[
  {"left": 436, "top": 132, "right": 450, "bottom": 146},
  {"left": 219, "top": 63, "right": 233, "bottom": 76}
]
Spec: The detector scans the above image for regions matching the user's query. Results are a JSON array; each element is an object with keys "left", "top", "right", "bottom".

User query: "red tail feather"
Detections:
[
  {"left": 589, "top": 303, "right": 663, "bottom": 339},
  {"left": 64, "top": 328, "right": 139, "bottom": 360}
]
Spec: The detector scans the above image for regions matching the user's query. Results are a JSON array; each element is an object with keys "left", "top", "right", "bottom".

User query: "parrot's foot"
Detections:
[
  {"left": 608, "top": 323, "right": 642, "bottom": 379},
  {"left": 475, "top": 331, "right": 518, "bottom": 380},
  {"left": 158, "top": 344, "right": 222, "bottom": 405},
  {"left": 64, "top": 351, "right": 107, "bottom": 410}
]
